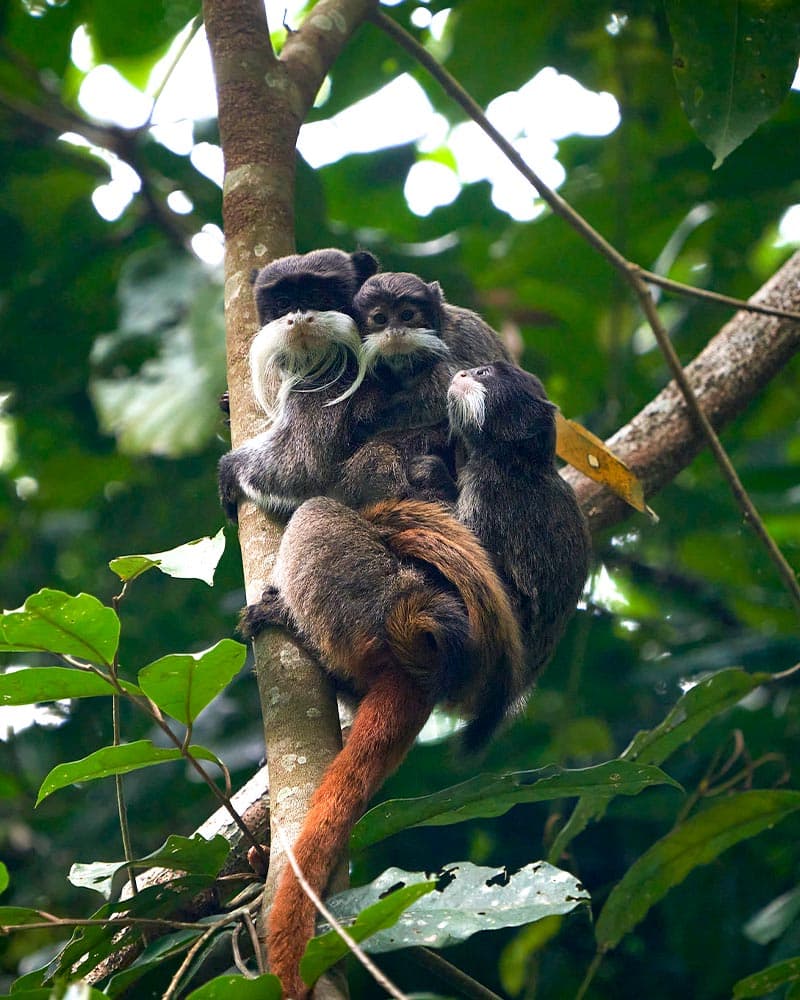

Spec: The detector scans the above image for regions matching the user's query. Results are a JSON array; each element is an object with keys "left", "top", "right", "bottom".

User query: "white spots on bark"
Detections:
[{"left": 280, "top": 753, "right": 309, "bottom": 771}]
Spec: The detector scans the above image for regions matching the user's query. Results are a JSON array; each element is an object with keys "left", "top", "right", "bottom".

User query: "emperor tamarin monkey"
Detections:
[{"left": 445, "top": 360, "right": 591, "bottom": 682}]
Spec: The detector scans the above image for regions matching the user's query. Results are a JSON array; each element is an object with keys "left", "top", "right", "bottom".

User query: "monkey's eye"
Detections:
[
  {"left": 372, "top": 311, "right": 388, "bottom": 327},
  {"left": 473, "top": 366, "right": 492, "bottom": 377},
  {"left": 399, "top": 308, "right": 416, "bottom": 323},
  {"left": 273, "top": 295, "right": 292, "bottom": 313}
]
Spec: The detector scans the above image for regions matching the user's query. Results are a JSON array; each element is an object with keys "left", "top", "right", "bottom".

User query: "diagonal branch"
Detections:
[
  {"left": 372, "top": 10, "right": 800, "bottom": 615},
  {"left": 565, "top": 249, "right": 800, "bottom": 535}
]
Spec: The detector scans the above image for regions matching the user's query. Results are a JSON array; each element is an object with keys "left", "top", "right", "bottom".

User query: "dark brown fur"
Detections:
[
  {"left": 239, "top": 496, "right": 524, "bottom": 999},
  {"left": 447, "top": 361, "right": 591, "bottom": 695}
]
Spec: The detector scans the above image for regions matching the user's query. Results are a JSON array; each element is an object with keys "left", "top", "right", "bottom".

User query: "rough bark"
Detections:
[{"left": 202, "top": 0, "right": 378, "bottom": 985}]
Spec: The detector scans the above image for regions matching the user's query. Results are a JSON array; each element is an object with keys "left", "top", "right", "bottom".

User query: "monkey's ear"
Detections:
[
  {"left": 426, "top": 280, "right": 446, "bottom": 304},
  {"left": 351, "top": 251, "right": 380, "bottom": 284},
  {"left": 249, "top": 267, "right": 259, "bottom": 285}
]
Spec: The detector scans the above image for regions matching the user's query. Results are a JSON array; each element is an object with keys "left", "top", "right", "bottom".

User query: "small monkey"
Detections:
[
  {"left": 445, "top": 360, "right": 591, "bottom": 687},
  {"left": 338, "top": 271, "right": 513, "bottom": 502},
  {"left": 240, "top": 495, "right": 524, "bottom": 1000},
  {"left": 217, "top": 248, "right": 379, "bottom": 520}
]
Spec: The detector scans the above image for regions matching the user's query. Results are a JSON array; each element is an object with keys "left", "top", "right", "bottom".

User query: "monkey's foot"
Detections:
[{"left": 238, "top": 587, "right": 291, "bottom": 639}]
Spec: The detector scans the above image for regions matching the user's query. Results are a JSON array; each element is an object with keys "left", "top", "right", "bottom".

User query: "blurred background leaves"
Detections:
[{"left": 1, "top": 0, "right": 799, "bottom": 997}]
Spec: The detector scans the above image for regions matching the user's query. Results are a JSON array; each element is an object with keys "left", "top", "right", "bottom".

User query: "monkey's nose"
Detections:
[{"left": 454, "top": 369, "right": 468, "bottom": 379}]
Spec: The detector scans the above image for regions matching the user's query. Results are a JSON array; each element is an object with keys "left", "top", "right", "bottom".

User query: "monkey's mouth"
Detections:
[
  {"left": 447, "top": 374, "right": 487, "bottom": 430},
  {"left": 376, "top": 333, "right": 419, "bottom": 356}
]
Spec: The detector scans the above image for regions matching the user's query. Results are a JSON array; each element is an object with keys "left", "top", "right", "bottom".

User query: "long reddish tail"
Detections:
[{"left": 267, "top": 666, "right": 433, "bottom": 999}]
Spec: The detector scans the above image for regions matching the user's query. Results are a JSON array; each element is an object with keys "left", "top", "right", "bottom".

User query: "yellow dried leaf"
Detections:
[{"left": 555, "top": 412, "right": 648, "bottom": 514}]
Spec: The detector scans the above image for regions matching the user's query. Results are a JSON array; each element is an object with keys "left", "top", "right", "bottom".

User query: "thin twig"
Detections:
[
  {"left": 373, "top": 11, "right": 800, "bottom": 619},
  {"left": 634, "top": 265, "right": 800, "bottom": 323},
  {"left": 244, "top": 909, "right": 266, "bottom": 975},
  {"left": 771, "top": 661, "right": 800, "bottom": 682},
  {"left": 111, "top": 585, "right": 138, "bottom": 899},
  {"left": 575, "top": 951, "right": 604, "bottom": 1000},
  {"left": 162, "top": 898, "right": 262, "bottom": 1000},
  {"left": 147, "top": 15, "right": 204, "bottom": 119},
  {"left": 1, "top": 916, "right": 210, "bottom": 933},
  {"left": 631, "top": 283, "right": 800, "bottom": 615},
  {"left": 163, "top": 921, "right": 219, "bottom": 1000},
  {"left": 275, "top": 825, "right": 410, "bottom": 1000},
  {"left": 411, "top": 947, "right": 504, "bottom": 1000}
]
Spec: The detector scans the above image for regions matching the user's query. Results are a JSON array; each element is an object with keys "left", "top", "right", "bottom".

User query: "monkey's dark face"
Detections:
[
  {"left": 448, "top": 361, "right": 557, "bottom": 457},
  {"left": 354, "top": 273, "right": 448, "bottom": 378},
  {"left": 249, "top": 250, "right": 378, "bottom": 415}
]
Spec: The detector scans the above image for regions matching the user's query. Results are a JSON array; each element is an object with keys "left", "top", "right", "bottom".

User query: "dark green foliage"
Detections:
[{"left": 1, "top": 0, "right": 800, "bottom": 997}]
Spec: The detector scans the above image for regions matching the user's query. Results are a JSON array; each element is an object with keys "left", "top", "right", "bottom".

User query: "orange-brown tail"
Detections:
[
  {"left": 363, "top": 498, "right": 525, "bottom": 748},
  {"left": 267, "top": 666, "right": 433, "bottom": 999}
]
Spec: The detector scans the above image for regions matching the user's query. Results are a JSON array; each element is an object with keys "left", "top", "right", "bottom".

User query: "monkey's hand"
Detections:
[
  {"left": 217, "top": 451, "right": 243, "bottom": 523},
  {"left": 407, "top": 454, "right": 458, "bottom": 503},
  {"left": 238, "top": 586, "right": 294, "bottom": 639}
]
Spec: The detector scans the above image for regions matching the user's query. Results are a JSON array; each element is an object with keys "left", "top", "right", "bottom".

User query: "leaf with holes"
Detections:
[
  {"left": 666, "top": 0, "right": 800, "bottom": 166},
  {"left": 302, "top": 881, "right": 435, "bottom": 985},
  {"left": 325, "top": 862, "right": 589, "bottom": 954}
]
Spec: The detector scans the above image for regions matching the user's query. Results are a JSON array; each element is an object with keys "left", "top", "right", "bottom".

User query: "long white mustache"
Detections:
[{"left": 249, "top": 311, "right": 369, "bottom": 419}]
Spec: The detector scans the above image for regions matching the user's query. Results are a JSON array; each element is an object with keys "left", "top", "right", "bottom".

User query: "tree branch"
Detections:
[
  {"left": 203, "top": 1, "right": 381, "bottom": 991},
  {"left": 565, "top": 249, "right": 800, "bottom": 534}
]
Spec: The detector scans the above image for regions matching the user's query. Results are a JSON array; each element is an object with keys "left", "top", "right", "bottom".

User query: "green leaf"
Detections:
[
  {"left": 92, "top": 0, "right": 199, "bottom": 62},
  {"left": 36, "top": 740, "right": 223, "bottom": 805},
  {"left": 68, "top": 861, "right": 123, "bottom": 900},
  {"left": 185, "top": 974, "right": 282, "bottom": 999},
  {"left": 109, "top": 529, "right": 226, "bottom": 586},
  {"left": 548, "top": 668, "right": 769, "bottom": 863},
  {"left": 137, "top": 833, "right": 231, "bottom": 876},
  {"left": 624, "top": 668, "right": 771, "bottom": 765},
  {"left": 0, "top": 987, "right": 107, "bottom": 1000},
  {"left": 105, "top": 928, "right": 207, "bottom": 997},
  {"left": 137, "top": 639, "right": 246, "bottom": 724},
  {"left": 352, "top": 761, "right": 680, "bottom": 851},
  {"left": 666, "top": 0, "right": 800, "bottom": 166},
  {"left": 302, "top": 881, "right": 435, "bottom": 985},
  {"left": 0, "top": 667, "right": 140, "bottom": 707},
  {"left": 0, "top": 591, "right": 119, "bottom": 665},
  {"left": 596, "top": 791, "right": 800, "bottom": 951},
  {"left": 0, "top": 907, "right": 44, "bottom": 929},
  {"left": 0, "top": 863, "right": 7, "bottom": 896},
  {"left": 325, "top": 862, "right": 589, "bottom": 954},
  {"left": 90, "top": 249, "right": 226, "bottom": 459},
  {"left": 733, "top": 956, "right": 800, "bottom": 998},
  {"left": 69, "top": 833, "right": 229, "bottom": 899},
  {"left": 50, "top": 876, "right": 214, "bottom": 981}
]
